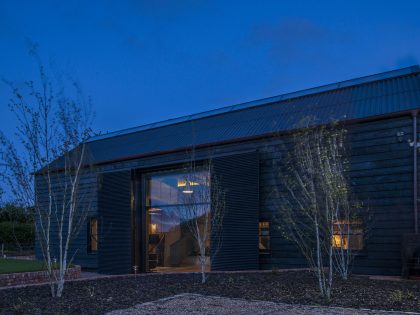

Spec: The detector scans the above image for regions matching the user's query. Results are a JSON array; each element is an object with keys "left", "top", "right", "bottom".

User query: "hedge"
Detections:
[{"left": 0, "top": 221, "right": 35, "bottom": 250}]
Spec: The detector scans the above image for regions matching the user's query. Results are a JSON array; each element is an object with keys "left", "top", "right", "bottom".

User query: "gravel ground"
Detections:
[
  {"left": 106, "top": 294, "right": 413, "bottom": 315},
  {"left": 0, "top": 271, "right": 419, "bottom": 314}
]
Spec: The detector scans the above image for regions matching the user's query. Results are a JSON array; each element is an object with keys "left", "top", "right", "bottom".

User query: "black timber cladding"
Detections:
[
  {"left": 257, "top": 115, "right": 416, "bottom": 275},
  {"left": 348, "top": 116, "right": 415, "bottom": 275},
  {"left": 89, "top": 114, "right": 417, "bottom": 275},
  {"left": 211, "top": 151, "right": 260, "bottom": 271},
  {"left": 34, "top": 171, "right": 98, "bottom": 269},
  {"left": 35, "top": 114, "right": 418, "bottom": 275},
  {"left": 34, "top": 66, "right": 420, "bottom": 276},
  {"left": 97, "top": 171, "right": 132, "bottom": 274}
]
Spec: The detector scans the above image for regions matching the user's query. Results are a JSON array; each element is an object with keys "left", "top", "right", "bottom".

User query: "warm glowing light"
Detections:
[
  {"left": 90, "top": 218, "right": 98, "bottom": 252},
  {"left": 332, "top": 220, "right": 364, "bottom": 250},
  {"left": 332, "top": 235, "right": 348, "bottom": 250},
  {"left": 177, "top": 179, "right": 200, "bottom": 187},
  {"left": 150, "top": 223, "right": 157, "bottom": 234}
]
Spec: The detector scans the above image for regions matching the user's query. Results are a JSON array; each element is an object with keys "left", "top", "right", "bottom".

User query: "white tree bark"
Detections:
[
  {"left": 0, "top": 53, "right": 93, "bottom": 297},
  {"left": 273, "top": 118, "right": 362, "bottom": 300},
  {"left": 175, "top": 148, "right": 225, "bottom": 284}
]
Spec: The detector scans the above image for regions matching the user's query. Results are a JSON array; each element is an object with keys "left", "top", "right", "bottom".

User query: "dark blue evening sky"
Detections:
[{"left": 1, "top": 0, "right": 420, "bottom": 137}]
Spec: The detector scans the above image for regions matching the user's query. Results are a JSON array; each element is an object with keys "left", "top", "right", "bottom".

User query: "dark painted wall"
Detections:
[
  {"left": 35, "top": 114, "right": 418, "bottom": 275},
  {"left": 417, "top": 117, "right": 420, "bottom": 235},
  {"left": 211, "top": 152, "right": 260, "bottom": 271},
  {"left": 258, "top": 115, "right": 416, "bottom": 275},
  {"left": 97, "top": 170, "right": 132, "bottom": 274},
  {"left": 34, "top": 170, "right": 98, "bottom": 269},
  {"left": 347, "top": 116, "right": 414, "bottom": 275}
]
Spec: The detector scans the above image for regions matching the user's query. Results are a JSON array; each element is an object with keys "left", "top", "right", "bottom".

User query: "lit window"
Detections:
[
  {"left": 88, "top": 217, "right": 98, "bottom": 252},
  {"left": 145, "top": 169, "right": 211, "bottom": 272},
  {"left": 332, "top": 220, "right": 363, "bottom": 250},
  {"left": 259, "top": 221, "right": 270, "bottom": 254}
]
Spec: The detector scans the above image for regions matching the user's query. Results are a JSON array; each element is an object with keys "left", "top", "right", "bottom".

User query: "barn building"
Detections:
[{"left": 35, "top": 66, "right": 420, "bottom": 276}]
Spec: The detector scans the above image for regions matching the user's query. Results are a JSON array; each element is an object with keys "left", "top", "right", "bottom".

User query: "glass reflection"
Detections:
[{"left": 146, "top": 170, "right": 211, "bottom": 272}]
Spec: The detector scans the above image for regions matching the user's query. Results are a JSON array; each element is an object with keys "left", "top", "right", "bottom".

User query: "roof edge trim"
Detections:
[{"left": 87, "top": 65, "right": 420, "bottom": 143}]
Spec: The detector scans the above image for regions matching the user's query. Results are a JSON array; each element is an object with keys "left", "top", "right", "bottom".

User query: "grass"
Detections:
[{"left": 0, "top": 258, "right": 50, "bottom": 274}]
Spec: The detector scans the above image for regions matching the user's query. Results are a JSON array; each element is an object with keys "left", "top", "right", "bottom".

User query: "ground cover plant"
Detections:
[{"left": 0, "top": 271, "right": 419, "bottom": 315}]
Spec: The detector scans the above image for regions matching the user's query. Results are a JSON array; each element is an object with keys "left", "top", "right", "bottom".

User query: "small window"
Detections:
[
  {"left": 88, "top": 217, "right": 98, "bottom": 252},
  {"left": 332, "top": 220, "right": 363, "bottom": 250},
  {"left": 259, "top": 221, "right": 270, "bottom": 254}
]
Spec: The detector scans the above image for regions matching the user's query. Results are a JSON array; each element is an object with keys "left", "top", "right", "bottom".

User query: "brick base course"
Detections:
[{"left": 0, "top": 265, "right": 81, "bottom": 287}]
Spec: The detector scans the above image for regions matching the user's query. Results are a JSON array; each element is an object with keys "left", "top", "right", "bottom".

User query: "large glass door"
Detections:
[{"left": 145, "top": 169, "right": 211, "bottom": 272}]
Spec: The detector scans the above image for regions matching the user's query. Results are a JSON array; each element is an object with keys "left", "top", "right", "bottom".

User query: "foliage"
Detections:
[
  {"left": 389, "top": 290, "right": 403, "bottom": 303},
  {"left": 0, "top": 204, "right": 35, "bottom": 253},
  {"left": 0, "top": 222, "right": 34, "bottom": 248},
  {"left": 0, "top": 203, "right": 34, "bottom": 223}
]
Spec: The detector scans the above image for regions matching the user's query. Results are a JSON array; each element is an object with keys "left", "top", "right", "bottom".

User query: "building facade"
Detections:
[{"left": 35, "top": 66, "right": 420, "bottom": 276}]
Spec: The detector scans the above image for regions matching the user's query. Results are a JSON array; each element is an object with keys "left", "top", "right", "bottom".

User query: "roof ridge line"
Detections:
[{"left": 87, "top": 65, "right": 420, "bottom": 143}]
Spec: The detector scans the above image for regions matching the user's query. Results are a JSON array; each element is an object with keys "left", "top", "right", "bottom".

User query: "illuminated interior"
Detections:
[
  {"left": 89, "top": 218, "right": 98, "bottom": 252},
  {"left": 259, "top": 221, "right": 270, "bottom": 253},
  {"left": 332, "top": 221, "right": 363, "bottom": 250},
  {"left": 145, "top": 170, "right": 211, "bottom": 272}
]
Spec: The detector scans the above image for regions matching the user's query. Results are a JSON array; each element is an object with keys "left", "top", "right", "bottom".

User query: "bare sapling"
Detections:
[
  {"left": 0, "top": 50, "right": 93, "bottom": 297},
  {"left": 177, "top": 149, "right": 225, "bottom": 283},
  {"left": 273, "top": 118, "right": 362, "bottom": 299}
]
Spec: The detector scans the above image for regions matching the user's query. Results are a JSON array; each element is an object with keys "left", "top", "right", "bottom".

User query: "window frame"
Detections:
[
  {"left": 332, "top": 220, "right": 364, "bottom": 251},
  {"left": 87, "top": 216, "right": 98, "bottom": 254},
  {"left": 259, "top": 220, "right": 271, "bottom": 255},
  {"left": 143, "top": 166, "right": 211, "bottom": 271}
]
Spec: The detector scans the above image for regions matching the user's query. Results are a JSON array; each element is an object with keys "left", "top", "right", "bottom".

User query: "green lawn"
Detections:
[{"left": 0, "top": 259, "right": 50, "bottom": 274}]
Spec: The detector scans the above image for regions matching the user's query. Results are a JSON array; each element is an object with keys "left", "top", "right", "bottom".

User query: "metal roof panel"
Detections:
[{"left": 83, "top": 67, "right": 420, "bottom": 165}]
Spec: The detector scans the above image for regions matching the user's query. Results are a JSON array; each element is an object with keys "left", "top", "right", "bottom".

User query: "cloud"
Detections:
[
  {"left": 97, "top": 16, "right": 146, "bottom": 50},
  {"left": 246, "top": 17, "right": 336, "bottom": 64}
]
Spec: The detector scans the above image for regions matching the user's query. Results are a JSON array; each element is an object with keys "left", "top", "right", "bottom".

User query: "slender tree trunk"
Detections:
[
  {"left": 327, "top": 243, "right": 333, "bottom": 300},
  {"left": 200, "top": 248, "right": 206, "bottom": 284},
  {"left": 315, "top": 219, "right": 324, "bottom": 296}
]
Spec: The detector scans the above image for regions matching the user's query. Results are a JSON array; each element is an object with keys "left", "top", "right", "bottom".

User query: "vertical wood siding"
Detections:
[
  {"left": 258, "top": 116, "right": 416, "bottom": 275},
  {"left": 35, "top": 115, "right": 417, "bottom": 276},
  {"left": 97, "top": 171, "right": 132, "bottom": 274},
  {"left": 211, "top": 152, "right": 260, "bottom": 271},
  {"left": 34, "top": 170, "right": 98, "bottom": 269},
  {"left": 349, "top": 116, "right": 414, "bottom": 275}
]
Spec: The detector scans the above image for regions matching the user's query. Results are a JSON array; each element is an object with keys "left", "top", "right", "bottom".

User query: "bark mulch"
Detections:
[{"left": 0, "top": 271, "right": 419, "bottom": 315}]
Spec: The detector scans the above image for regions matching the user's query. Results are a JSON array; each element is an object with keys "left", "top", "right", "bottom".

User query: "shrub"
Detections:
[
  {"left": 389, "top": 290, "right": 403, "bottom": 303},
  {"left": 0, "top": 221, "right": 35, "bottom": 250}
]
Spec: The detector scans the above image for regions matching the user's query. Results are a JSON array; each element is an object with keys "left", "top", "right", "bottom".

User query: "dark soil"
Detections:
[{"left": 0, "top": 271, "right": 419, "bottom": 315}]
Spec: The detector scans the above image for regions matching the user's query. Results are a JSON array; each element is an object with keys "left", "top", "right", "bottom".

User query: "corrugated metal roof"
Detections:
[{"left": 86, "top": 66, "right": 420, "bottom": 165}]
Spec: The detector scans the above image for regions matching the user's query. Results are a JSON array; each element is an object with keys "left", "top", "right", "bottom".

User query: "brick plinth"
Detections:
[{"left": 0, "top": 265, "right": 81, "bottom": 287}]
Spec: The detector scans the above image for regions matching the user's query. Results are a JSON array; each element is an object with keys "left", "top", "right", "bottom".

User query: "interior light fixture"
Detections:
[
  {"left": 182, "top": 181, "right": 194, "bottom": 194},
  {"left": 177, "top": 179, "right": 200, "bottom": 187}
]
